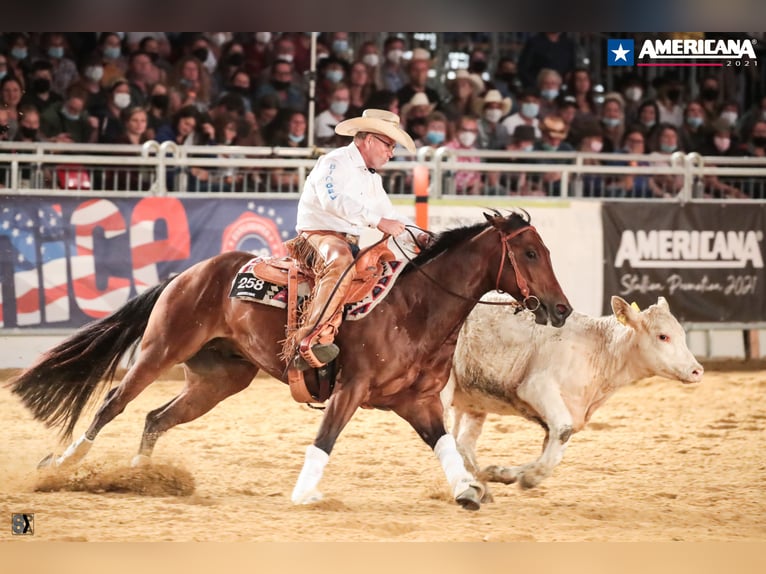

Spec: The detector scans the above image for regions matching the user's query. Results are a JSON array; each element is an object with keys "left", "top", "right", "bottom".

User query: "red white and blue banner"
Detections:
[
  {"left": 0, "top": 196, "right": 297, "bottom": 329},
  {"left": 602, "top": 202, "right": 766, "bottom": 323}
]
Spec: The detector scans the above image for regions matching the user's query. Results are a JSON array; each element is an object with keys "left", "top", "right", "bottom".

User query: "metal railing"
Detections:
[{"left": 2, "top": 141, "right": 766, "bottom": 200}]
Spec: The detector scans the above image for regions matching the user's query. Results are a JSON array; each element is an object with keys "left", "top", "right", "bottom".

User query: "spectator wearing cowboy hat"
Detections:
[
  {"left": 400, "top": 91, "right": 435, "bottom": 141},
  {"left": 286, "top": 109, "right": 427, "bottom": 371},
  {"left": 530, "top": 115, "right": 574, "bottom": 195},
  {"left": 475, "top": 89, "right": 512, "bottom": 150},
  {"left": 442, "top": 69, "right": 484, "bottom": 123}
]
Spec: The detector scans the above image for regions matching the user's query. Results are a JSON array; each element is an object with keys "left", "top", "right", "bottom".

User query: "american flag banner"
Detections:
[{"left": 0, "top": 196, "right": 297, "bottom": 329}]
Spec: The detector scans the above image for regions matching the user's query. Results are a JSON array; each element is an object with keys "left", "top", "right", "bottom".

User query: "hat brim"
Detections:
[
  {"left": 474, "top": 99, "right": 512, "bottom": 117},
  {"left": 335, "top": 116, "right": 417, "bottom": 153}
]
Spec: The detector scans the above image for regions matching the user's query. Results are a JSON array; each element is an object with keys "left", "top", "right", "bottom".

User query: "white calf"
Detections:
[{"left": 442, "top": 294, "right": 703, "bottom": 495}]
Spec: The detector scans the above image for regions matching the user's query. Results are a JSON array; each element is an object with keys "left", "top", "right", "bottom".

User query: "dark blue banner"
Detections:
[{"left": 0, "top": 196, "right": 297, "bottom": 329}]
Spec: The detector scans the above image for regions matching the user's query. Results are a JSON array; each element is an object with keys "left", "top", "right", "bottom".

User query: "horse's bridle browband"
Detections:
[{"left": 391, "top": 224, "right": 541, "bottom": 310}]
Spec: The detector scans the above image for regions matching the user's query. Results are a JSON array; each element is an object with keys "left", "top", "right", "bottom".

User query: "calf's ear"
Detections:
[
  {"left": 656, "top": 296, "right": 669, "bottom": 310},
  {"left": 611, "top": 295, "right": 641, "bottom": 329}
]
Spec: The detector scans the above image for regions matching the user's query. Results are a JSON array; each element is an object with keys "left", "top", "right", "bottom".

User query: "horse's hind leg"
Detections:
[
  {"left": 40, "top": 356, "right": 170, "bottom": 469},
  {"left": 132, "top": 359, "right": 257, "bottom": 466}
]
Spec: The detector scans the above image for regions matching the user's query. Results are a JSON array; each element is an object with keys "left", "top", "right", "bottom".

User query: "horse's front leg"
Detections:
[
  {"left": 291, "top": 379, "right": 369, "bottom": 505},
  {"left": 393, "top": 394, "right": 485, "bottom": 511}
]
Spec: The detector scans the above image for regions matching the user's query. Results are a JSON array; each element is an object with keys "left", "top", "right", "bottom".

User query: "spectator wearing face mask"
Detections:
[
  {"left": 653, "top": 72, "right": 685, "bottom": 128},
  {"left": 737, "top": 95, "right": 766, "bottom": 145},
  {"left": 493, "top": 56, "right": 522, "bottom": 103},
  {"left": 73, "top": 54, "right": 108, "bottom": 117},
  {"left": 20, "top": 60, "right": 63, "bottom": 115},
  {"left": 598, "top": 93, "right": 625, "bottom": 152},
  {"left": 697, "top": 75, "right": 723, "bottom": 123},
  {"left": 326, "top": 32, "right": 352, "bottom": 62},
  {"left": 12, "top": 105, "right": 44, "bottom": 142},
  {"left": 740, "top": 119, "right": 766, "bottom": 158},
  {"left": 187, "top": 35, "right": 218, "bottom": 76},
  {"left": 647, "top": 123, "right": 685, "bottom": 198},
  {"left": 679, "top": 100, "right": 708, "bottom": 153},
  {"left": 6, "top": 33, "right": 34, "bottom": 86},
  {"left": 401, "top": 91, "right": 435, "bottom": 142},
  {"left": 414, "top": 111, "right": 449, "bottom": 148},
  {"left": 619, "top": 72, "right": 646, "bottom": 126},
  {"left": 96, "top": 32, "right": 128, "bottom": 90},
  {"left": 40, "top": 84, "right": 95, "bottom": 143},
  {"left": 717, "top": 100, "right": 741, "bottom": 139},
  {"left": 253, "top": 58, "right": 307, "bottom": 113},
  {"left": 316, "top": 56, "right": 350, "bottom": 113},
  {"left": 574, "top": 121, "right": 616, "bottom": 197},
  {"left": 213, "top": 41, "right": 247, "bottom": 97},
  {"left": 358, "top": 41, "right": 382, "bottom": 87},
  {"left": 145, "top": 83, "right": 171, "bottom": 139},
  {"left": 315, "top": 83, "right": 351, "bottom": 146},
  {"left": 41, "top": 33, "right": 79, "bottom": 96},
  {"left": 530, "top": 115, "right": 574, "bottom": 196},
  {"left": 445, "top": 114, "right": 484, "bottom": 195},
  {"left": 380, "top": 35, "right": 408, "bottom": 94},
  {"left": 536, "top": 68, "right": 563, "bottom": 119},
  {"left": 95, "top": 78, "right": 133, "bottom": 143},
  {"left": 475, "top": 89, "right": 511, "bottom": 150},
  {"left": 698, "top": 118, "right": 748, "bottom": 199},
  {"left": 501, "top": 88, "right": 542, "bottom": 140},
  {"left": 610, "top": 126, "right": 652, "bottom": 198},
  {"left": 244, "top": 31, "right": 273, "bottom": 80}
]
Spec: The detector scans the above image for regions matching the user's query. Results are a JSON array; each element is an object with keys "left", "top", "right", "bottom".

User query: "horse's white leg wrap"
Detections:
[
  {"left": 434, "top": 434, "right": 475, "bottom": 498},
  {"left": 291, "top": 444, "right": 329, "bottom": 505},
  {"left": 56, "top": 434, "right": 93, "bottom": 467}
]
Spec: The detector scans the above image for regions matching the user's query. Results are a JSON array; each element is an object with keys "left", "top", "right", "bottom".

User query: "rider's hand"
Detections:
[{"left": 377, "top": 218, "right": 406, "bottom": 237}]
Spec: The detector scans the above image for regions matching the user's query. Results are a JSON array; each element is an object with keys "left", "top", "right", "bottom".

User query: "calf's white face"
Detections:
[{"left": 612, "top": 296, "right": 704, "bottom": 384}]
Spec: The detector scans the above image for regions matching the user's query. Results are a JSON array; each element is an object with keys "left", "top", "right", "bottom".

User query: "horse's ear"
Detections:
[
  {"left": 484, "top": 212, "right": 500, "bottom": 226},
  {"left": 611, "top": 295, "right": 641, "bottom": 329}
]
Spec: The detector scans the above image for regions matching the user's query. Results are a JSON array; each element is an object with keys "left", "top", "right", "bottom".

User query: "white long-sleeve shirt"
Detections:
[{"left": 296, "top": 142, "right": 414, "bottom": 237}]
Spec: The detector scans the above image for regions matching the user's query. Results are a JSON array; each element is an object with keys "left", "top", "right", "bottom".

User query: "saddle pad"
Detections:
[
  {"left": 229, "top": 258, "right": 311, "bottom": 309},
  {"left": 344, "top": 259, "right": 406, "bottom": 321},
  {"left": 229, "top": 257, "right": 406, "bottom": 319}
]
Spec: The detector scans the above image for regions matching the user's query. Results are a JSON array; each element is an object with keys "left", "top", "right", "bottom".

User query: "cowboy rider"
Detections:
[{"left": 286, "top": 108, "right": 429, "bottom": 371}]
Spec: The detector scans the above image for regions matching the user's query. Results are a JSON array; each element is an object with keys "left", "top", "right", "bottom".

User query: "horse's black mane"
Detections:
[{"left": 401, "top": 211, "right": 530, "bottom": 274}]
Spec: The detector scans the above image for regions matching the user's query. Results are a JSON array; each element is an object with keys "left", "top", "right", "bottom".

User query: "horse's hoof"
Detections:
[
  {"left": 483, "top": 465, "right": 518, "bottom": 485},
  {"left": 37, "top": 453, "right": 57, "bottom": 469},
  {"left": 455, "top": 485, "right": 482, "bottom": 511},
  {"left": 291, "top": 488, "right": 324, "bottom": 505},
  {"left": 131, "top": 454, "right": 151, "bottom": 468}
]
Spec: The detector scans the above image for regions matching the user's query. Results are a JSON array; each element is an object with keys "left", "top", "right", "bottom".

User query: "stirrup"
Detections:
[{"left": 293, "top": 342, "right": 340, "bottom": 371}]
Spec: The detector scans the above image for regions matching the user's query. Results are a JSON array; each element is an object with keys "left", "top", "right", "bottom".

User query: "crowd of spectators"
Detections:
[{"left": 1, "top": 32, "right": 765, "bottom": 197}]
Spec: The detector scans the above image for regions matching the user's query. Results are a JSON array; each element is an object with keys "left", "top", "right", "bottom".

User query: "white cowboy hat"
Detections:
[
  {"left": 452, "top": 69, "right": 485, "bottom": 95},
  {"left": 400, "top": 92, "right": 436, "bottom": 121},
  {"left": 474, "top": 89, "right": 512, "bottom": 116},
  {"left": 335, "top": 109, "right": 416, "bottom": 153}
]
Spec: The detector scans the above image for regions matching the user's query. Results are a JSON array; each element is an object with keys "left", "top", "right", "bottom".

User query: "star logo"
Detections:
[{"left": 607, "top": 39, "right": 634, "bottom": 66}]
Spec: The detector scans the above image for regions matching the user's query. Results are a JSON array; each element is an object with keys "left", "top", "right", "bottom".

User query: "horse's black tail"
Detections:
[{"left": 7, "top": 276, "right": 176, "bottom": 441}]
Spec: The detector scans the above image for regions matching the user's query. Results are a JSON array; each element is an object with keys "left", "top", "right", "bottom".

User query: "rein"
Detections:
[{"left": 393, "top": 225, "right": 541, "bottom": 310}]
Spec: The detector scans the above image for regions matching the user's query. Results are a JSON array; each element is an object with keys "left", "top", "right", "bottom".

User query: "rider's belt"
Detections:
[{"left": 302, "top": 230, "right": 360, "bottom": 246}]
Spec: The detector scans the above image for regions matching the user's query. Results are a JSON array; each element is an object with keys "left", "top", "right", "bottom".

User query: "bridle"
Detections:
[
  {"left": 495, "top": 226, "right": 541, "bottom": 311},
  {"left": 392, "top": 224, "right": 542, "bottom": 310}
]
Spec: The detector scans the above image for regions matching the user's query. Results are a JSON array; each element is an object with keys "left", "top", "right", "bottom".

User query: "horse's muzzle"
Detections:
[{"left": 532, "top": 300, "right": 572, "bottom": 327}]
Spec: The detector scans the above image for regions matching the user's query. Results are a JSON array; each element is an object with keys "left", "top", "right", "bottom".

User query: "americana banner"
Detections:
[
  {"left": 0, "top": 196, "right": 297, "bottom": 329},
  {"left": 602, "top": 202, "right": 766, "bottom": 323}
]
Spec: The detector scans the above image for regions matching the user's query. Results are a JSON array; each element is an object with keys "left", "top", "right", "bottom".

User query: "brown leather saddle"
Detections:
[{"left": 247, "top": 241, "right": 396, "bottom": 404}]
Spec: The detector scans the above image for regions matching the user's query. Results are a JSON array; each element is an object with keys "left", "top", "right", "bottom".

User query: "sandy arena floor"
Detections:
[{"left": 1, "top": 367, "right": 764, "bottom": 542}]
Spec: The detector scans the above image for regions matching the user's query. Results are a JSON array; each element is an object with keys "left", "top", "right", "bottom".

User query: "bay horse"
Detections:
[{"left": 9, "top": 211, "right": 572, "bottom": 511}]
